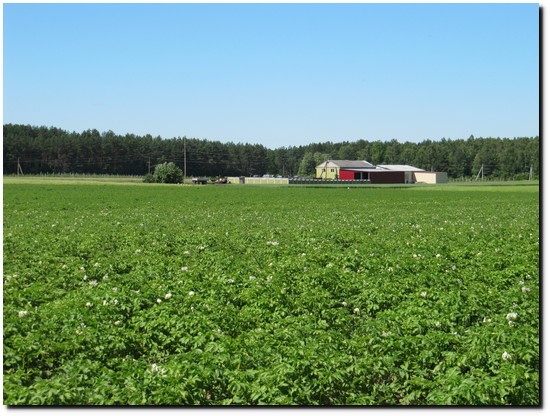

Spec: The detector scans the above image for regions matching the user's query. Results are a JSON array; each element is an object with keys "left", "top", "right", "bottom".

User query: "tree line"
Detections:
[{"left": 3, "top": 124, "right": 539, "bottom": 180}]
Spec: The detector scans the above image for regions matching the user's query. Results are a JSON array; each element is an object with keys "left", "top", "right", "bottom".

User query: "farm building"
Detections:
[
  {"left": 377, "top": 164, "right": 425, "bottom": 184},
  {"left": 315, "top": 160, "right": 448, "bottom": 184},
  {"left": 315, "top": 160, "right": 376, "bottom": 180}
]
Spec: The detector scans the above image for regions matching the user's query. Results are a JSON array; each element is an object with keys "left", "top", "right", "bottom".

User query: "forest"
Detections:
[{"left": 3, "top": 124, "right": 539, "bottom": 180}]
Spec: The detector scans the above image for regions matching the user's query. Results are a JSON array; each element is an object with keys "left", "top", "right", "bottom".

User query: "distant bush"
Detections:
[
  {"left": 143, "top": 173, "right": 155, "bottom": 183},
  {"left": 153, "top": 162, "right": 183, "bottom": 184}
]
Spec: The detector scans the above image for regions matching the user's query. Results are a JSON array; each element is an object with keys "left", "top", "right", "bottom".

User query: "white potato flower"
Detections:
[
  {"left": 506, "top": 312, "right": 518, "bottom": 321},
  {"left": 150, "top": 363, "right": 166, "bottom": 375}
]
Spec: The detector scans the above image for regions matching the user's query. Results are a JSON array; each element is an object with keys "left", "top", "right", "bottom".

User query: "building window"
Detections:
[{"left": 330, "top": 168, "right": 335, "bottom": 173}]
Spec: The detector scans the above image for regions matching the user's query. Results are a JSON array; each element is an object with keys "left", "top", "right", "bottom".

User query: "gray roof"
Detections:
[
  {"left": 316, "top": 160, "right": 425, "bottom": 172},
  {"left": 317, "top": 160, "right": 376, "bottom": 169},
  {"left": 350, "top": 167, "right": 390, "bottom": 172},
  {"left": 377, "top": 164, "right": 425, "bottom": 172}
]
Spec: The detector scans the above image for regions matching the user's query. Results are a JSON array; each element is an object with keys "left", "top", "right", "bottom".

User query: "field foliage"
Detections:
[{"left": 3, "top": 180, "right": 540, "bottom": 405}]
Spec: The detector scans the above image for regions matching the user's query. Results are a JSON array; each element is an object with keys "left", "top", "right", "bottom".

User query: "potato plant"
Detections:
[{"left": 3, "top": 181, "right": 539, "bottom": 405}]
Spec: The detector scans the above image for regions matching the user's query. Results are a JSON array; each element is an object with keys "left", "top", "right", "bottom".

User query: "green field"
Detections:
[{"left": 3, "top": 178, "right": 540, "bottom": 405}]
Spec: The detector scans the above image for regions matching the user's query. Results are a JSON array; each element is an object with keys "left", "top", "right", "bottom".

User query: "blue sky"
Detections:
[{"left": 3, "top": 3, "right": 539, "bottom": 149}]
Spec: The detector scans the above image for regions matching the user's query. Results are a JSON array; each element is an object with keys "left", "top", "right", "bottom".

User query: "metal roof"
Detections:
[
  {"left": 346, "top": 168, "right": 388, "bottom": 172},
  {"left": 316, "top": 161, "right": 425, "bottom": 172},
  {"left": 377, "top": 164, "right": 425, "bottom": 172},
  {"left": 316, "top": 160, "right": 376, "bottom": 169}
]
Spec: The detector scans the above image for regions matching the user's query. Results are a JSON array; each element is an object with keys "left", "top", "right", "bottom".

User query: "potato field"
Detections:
[{"left": 3, "top": 178, "right": 540, "bottom": 405}]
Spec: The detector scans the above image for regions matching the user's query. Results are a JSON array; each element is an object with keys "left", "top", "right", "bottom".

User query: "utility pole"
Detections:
[
  {"left": 476, "top": 164, "right": 484, "bottom": 181},
  {"left": 183, "top": 136, "right": 187, "bottom": 183},
  {"left": 17, "top": 158, "right": 23, "bottom": 176},
  {"left": 529, "top": 164, "right": 533, "bottom": 180}
]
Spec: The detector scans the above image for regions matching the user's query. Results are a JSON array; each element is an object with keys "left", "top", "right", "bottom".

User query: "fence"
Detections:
[
  {"left": 212, "top": 177, "right": 371, "bottom": 185},
  {"left": 288, "top": 178, "right": 370, "bottom": 185}
]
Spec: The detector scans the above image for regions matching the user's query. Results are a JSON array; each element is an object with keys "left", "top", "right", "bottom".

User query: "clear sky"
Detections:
[{"left": 3, "top": 2, "right": 540, "bottom": 149}]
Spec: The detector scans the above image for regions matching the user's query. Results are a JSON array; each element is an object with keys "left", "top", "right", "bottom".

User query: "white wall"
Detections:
[
  {"left": 245, "top": 177, "right": 289, "bottom": 185},
  {"left": 414, "top": 172, "right": 448, "bottom": 184}
]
